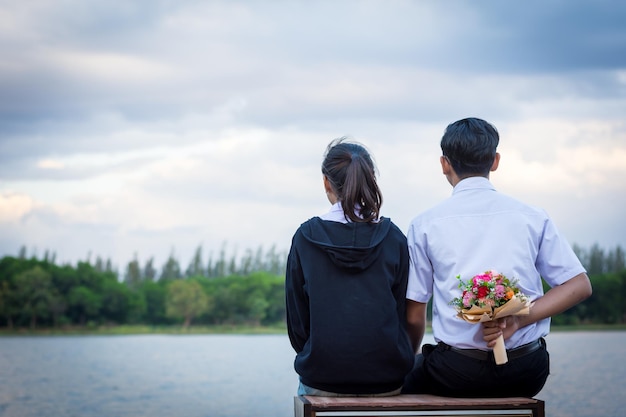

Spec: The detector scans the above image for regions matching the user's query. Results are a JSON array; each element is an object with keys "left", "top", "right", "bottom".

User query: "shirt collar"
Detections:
[
  {"left": 328, "top": 201, "right": 344, "bottom": 214},
  {"left": 452, "top": 176, "right": 496, "bottom": 195},
  {"left": 321, "top": 201, "right": 380, "bottom": 223},
  {"left": 320, "top": 201, "right": 349, "bottom": 223}
]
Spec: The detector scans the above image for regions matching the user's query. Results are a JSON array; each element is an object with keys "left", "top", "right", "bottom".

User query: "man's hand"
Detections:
[
  {"left": 483, "top": 273, "right": 592, "bottom": 348},
  {"left": 482, "top": 316, "right": 521, "bottom": 348}
]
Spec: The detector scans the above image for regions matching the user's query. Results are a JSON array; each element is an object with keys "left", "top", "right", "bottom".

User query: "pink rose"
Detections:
[
  {"left": 462, "top": 291, "right": 474, "bottom": 308},
  {"left": 495, "top": 285, "right": 506, "bottom": 299},
  {"left": 472, "top": 275, "right": 483, "bottom": 286}
]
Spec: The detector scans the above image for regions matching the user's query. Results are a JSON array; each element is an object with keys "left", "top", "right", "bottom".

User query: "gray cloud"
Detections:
[
  {"left": 1, "top": 0, "right": 625, "bottom": 267},
  {"left": 3, "top": 1, "right": 624, "bottom": 129}
]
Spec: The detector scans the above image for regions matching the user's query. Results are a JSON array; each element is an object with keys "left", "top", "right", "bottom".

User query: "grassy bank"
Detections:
[
  {"left": 1, "top": 323, "right": 625, "bottom": 336},
  {"left": 550, "top": 323, "right": 626, "bottom": 332},
  {"left": 0, "top": 323, "right": 288, "bottom": 336}
]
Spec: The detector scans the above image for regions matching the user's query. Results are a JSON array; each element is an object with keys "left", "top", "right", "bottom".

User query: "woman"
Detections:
[{"left": 285, "top": 137, "right": 414, "bottom": 396}]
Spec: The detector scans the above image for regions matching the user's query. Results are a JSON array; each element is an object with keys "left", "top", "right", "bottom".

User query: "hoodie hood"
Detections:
[{"left": 298, "top": 217, "right": 393, "bottom": 271}]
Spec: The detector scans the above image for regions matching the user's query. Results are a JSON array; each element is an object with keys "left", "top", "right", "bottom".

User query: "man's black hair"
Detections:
[{"left": 440, "top": 117, "right": 499, "bottom": 177}]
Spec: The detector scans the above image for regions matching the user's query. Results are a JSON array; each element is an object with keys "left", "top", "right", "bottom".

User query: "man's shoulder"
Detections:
[
  {"left": 493, "top": 191, "right": 548, "bottom": 216},
  {"left": 408, "top": 194, "right": 465, "bottom": 224},
  {"left": 409, "top": 189, "right": 548, "bottom": 226}
]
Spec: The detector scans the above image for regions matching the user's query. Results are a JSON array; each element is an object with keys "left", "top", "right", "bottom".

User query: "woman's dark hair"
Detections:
[
  {"left": 321, "top": 137, "right": 382, "bottom": 223},
  {"left": 440, "top": 117, "right": 499, "bottom": 177}
]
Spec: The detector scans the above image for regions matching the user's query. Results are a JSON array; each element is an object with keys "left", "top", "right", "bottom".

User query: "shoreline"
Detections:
[
  {"left": 0, "top": 324, "right": 289, "bottom": 336},
  {"left": 1, "top": 323, "right": 625, "bottom": 336}
]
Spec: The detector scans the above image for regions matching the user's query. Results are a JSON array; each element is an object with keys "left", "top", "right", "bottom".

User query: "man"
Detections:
[{"left": 402, "top": 117, "right": 592, "bottom": 397}]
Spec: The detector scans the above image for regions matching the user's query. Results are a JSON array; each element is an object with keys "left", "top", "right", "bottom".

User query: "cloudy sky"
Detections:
[{"left": 1, "top": 0, "right": 625, "bottom": 273}]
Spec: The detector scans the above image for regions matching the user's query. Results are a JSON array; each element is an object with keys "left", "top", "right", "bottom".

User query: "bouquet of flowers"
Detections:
[{"left": 450, "top": 270, "right": 532, "bottom": 364}]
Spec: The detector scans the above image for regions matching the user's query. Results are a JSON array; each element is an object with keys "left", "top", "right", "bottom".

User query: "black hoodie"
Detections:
[{"left": 285, "top": 216, "right": 414, "bottom": 394}]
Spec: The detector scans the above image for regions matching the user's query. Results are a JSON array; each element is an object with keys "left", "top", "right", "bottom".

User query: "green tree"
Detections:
[
  {"left": 68, "top": 286, "right": 102, "bottom": 325},
  {"left": 124, "top": 254, "right": 142, "bottom": 289},
  {"left": 161, "top": 251, "right": 182, "bottom": 281},
  {"left": 143, "top": 257, "right": 157, "bottom": 282},
  {"left": 201, "top": 273, "right": 284, "bottom": 326},
  {"left": 204, "top": 277, "right": 237, "bottom": 323},
  {"left": 105, "top": 259, "right": 115, "bottom": 274},
  {"left": 13, "top": 266, "right": 55, "bottom": 328},
  {"left": 186, "top": 245, "right": 205, "bottom": 277},
  {"left": 100, "top": 279, "right": 133, "bottom": 324},
  {"left": 165, "top": 280, "right": 210, "bottom": 328},
  {"left": 125, "top": 291, "right": 147, "bottom": 324},
  {"left": 239, "top": 248, "right": 254, "bottom": 276},
  {"left": 606, "top": 245, "right": 625, "bottom": 273},
  {"left": 263, "top": 244, "right": 286, "bottom": 275},
  {"left": 244, "top": 272, "right": 285, "bottom": 325},
  {"left": 51, "top": 264, "right": 79, "bottom": 298},
  {"left": 139, "top": 281, "right": 168, "bottom": 324},
  {"left": 262, "top": 273, "right": 286, "bottom": 324},
  {"left": 584, "top": 270, "right": 626, "bottom": 324},
  {"left": 48, "top": 290, "right": 67, "bottom": 328},
  {"left": 212, "top": 243, "right": 228, "bottom": 278},
  {"left": 587, "top": 243, "right": 606, "bottom": 274},
  {"left": 42, "top": 250, "right": 56, "bottom": 264},
  {"left": 0, "top": 279, "right": 17, "bottom": 328}
]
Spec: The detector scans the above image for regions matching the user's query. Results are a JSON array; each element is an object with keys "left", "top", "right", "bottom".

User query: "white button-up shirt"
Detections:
[
  {"left": 320, "top": 202, "right": 350, "bottom": 223},
  {"left": 406, "top": 177, "right": 585, "bottom": 349},
  {"left": 320, "top": 202, "right": 380, "bottom": 224}
]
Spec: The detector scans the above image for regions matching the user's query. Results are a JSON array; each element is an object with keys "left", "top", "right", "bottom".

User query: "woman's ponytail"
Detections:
[{"left": 322, "top": 138, "right": 382, "bottom": 223}]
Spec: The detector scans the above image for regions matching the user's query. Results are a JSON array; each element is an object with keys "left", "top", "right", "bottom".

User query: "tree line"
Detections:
[
  {"left": 0, "top": 244, "right": 288, "bottom": 329},
  {"left": 0, "top": 243, "right": 625, "bottom": 330},
  {"left": 557, "top": 243, "right": 626, "bottom": 325}
]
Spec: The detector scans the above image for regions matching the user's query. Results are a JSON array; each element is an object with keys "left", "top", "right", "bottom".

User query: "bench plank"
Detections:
[{"left": 294, "top": 395, "right": 545, "bottom": 417}]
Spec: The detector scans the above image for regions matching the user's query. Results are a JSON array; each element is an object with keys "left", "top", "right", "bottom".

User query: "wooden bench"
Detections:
[{"left": 294, "top": 394, "right": 545, "bottom": 417}]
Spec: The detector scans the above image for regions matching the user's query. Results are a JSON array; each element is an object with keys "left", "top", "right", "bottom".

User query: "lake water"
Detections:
[{"left": 0, "top": 331, "right": 624, "bottom": 417}]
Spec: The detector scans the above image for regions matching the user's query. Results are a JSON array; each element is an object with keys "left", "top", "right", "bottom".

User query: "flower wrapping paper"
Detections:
[
  {"left": 457, "top": 295, "right": 532, "bottom": 364},
  {"left": 450, "top": 270, "right": 533, "bottom": 365}
]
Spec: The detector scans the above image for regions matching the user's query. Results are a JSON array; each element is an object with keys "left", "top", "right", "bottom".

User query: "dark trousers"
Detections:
[{"left": 402, "top": 338, "right": 549, "bottom": 398}]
